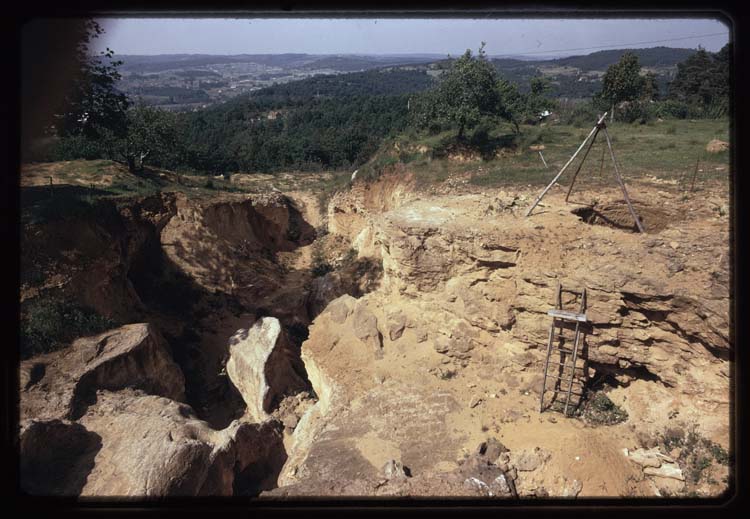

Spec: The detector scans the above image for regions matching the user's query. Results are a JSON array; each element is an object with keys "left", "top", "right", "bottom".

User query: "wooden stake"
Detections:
[
  {"left": 525, "top": 112, "right": 608, "bottom": 217},
  {"left": 691, "top": 158, "right": 700, "bottom": 193},
  {"left": 565, "top": 127, "right": 600, "bottom": 202},
  {"left": 602, "top": 127, "right": 646, "bottom": 233},
  {"left": 539, "top": 151, "right": 548, "bottom": 169},
  {"left": 49, "top": 176, "right": 54, "bottom": 198}
]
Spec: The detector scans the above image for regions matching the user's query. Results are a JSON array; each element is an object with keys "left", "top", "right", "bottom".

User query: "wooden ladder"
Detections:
[{"left": 539, "top": 282, "right": 588, "bottom": 417}]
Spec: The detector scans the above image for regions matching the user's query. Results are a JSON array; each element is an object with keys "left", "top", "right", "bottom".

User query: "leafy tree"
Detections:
[
  {"left": 411, "top": 43, "right": 505, "bottom": 138},
  {"left": 668, "top": 44, "right": 730, "bottom": 116},
  {"left": 496, "top": 78, "right": 526, "bottom": 133},
  {"left": 599, "top": 52, "right": 646, "bottom": 121},
  {"left": 102, "top": 103, "right": 180, "bottom": 172},
  {"left": 55, "top": 20, "right": 130, "bottom": 140}
]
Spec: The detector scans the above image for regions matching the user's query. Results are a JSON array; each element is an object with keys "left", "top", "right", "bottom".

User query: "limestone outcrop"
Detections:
[{"left": 226, "top": 317, "right": 308, "bottom": 423}]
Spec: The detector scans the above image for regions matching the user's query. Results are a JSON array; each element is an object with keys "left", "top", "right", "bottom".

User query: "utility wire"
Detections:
[{"left": 507, "top": 32, "right": 728, "bottom": 57}]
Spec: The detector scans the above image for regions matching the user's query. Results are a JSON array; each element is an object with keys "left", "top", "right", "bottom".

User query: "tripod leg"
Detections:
[
  {"left": 525, "top": 112, "right": 608, "bottom": 217},
  {"left": 602, "top": 128, "right": 646, "bottom": 233},
  {"left": 565, "top": 127, "right": 600, "bottom": 203}
]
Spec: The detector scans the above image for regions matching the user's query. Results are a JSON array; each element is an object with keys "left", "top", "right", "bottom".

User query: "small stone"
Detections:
[
  {"left": 513, "top": 448, "right": 549, "bottom": 472},
  {"left": 627, "top": 447, "right": 672, "bottom": 468},
  {"left": 493, "top": 474, "right": 511, "bottom": 495},
  {"left": 478, "top": 437, "right": 508, "bottom": 460},
  {"left": 282, "top": 414, "right": 299, "bottom": 430},
  {"left": 644, "top": 463, "right": 684, "bottom": 481},
  {"left": 383, "top": 459, "right": 409, "bottom": 480},
  {"left": 387, "top": 313, "right": 407, "bottom": 341},
  {"left": 464, "top": 476, "right": 490, "bottom": 494},
  {"left": 561, "top": 478, "right": 583, "bottom": 497},
  {"left": 669, "top": 241, "right": 680, "bottom": 249}
]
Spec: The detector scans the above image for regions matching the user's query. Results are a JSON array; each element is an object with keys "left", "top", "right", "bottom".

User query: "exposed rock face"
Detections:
[
  {"left": 158, "top": 192, "right": 316, "bottom": 324},
  {"left": 20, "top": 323, "right": 185, "bottom": 422},
  {"left": 279, "top": 180, "right": 730, "bottom": 498},
  {"left": 73, "top": 389, "right": 284, "bottom": 496},
  {"left": 20, "top": 192, "right": 178, "bottom": 322},
  {"left": 161, "top": 193, "right": 314, "bottom": 290},
  {"left": 366, "top": 192, "right": 730, "bottom": 417},
  {"left": 226, "top": 317, "right": 308, "bottom": 423}
]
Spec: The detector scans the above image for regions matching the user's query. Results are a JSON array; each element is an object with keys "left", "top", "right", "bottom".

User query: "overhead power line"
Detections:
[{"left": 513, "top": 32, "right": 729, "bottom": 56}]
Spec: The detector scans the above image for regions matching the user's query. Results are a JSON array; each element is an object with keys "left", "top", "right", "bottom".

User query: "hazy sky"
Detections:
[{"left": 92, "top": 17, "right": 730, "bottom": 57}]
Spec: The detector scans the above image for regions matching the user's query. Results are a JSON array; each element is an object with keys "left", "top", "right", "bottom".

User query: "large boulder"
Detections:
[
  {"left": 20, "top": 323, "right": 185, "bottom": 422},
  {"left": 226, "top": 317, "right": 308, "bottom": 423},
  {"left": 71, "top": 389, "right": 284, "bottom": 496}
]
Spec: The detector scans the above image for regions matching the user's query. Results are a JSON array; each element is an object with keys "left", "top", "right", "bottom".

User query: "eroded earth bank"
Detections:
[{"left": 19, "top": 170, "right": 732, "bottom": 498}]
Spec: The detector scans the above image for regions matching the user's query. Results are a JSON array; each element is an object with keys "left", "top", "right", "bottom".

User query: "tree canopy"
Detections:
[
  {"left": 411, "top": 44, "right": 515, "bottom": 137},
  {"left": 599, "top": 52, "right": 646, "bottom": 120},
  {"left": 55, "top": 20, "right": 130, "bottom": 139},
  {"left": 668, "top": 44, "right": 730, "bottom": 116}
]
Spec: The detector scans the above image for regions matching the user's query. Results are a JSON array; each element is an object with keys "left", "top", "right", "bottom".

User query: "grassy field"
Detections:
[
  {"left": 367, "top": 118, "right": 730, "bottom": 190},
  {"left": 19, "top": 160, "right": 259, "bottom": 224},
  {"left": 471, "top": 118, "right": 729, "bottom": 188}
]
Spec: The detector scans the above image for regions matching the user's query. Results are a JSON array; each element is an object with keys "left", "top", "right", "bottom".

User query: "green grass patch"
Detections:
[{"left": 21, "top": 298, "right": 117, "bottom": 359}]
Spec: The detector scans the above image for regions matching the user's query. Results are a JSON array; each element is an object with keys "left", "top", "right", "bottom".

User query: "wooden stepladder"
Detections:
[{"left": 539, "top": 282, "right": 588, "bottom": 416}]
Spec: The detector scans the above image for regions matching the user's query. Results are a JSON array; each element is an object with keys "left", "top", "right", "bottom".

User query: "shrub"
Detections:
[
  {"left": 654, "top": 99, "right": 692, "bottom": 120},
  {"left": 617, "top": 101, "right": 656, "bottom": 124},
  {"left": 21, "top": 298, "right": 117, "bottom": 359},
  {"left": 581, "top": 391, "right": 629, "bottom": 425},
  {"left": 561, "top": 102, "right": 601, "bottom": 128}
]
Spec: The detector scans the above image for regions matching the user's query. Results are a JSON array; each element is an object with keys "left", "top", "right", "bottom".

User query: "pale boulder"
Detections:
[{"left": 226, "top": 317, "right": 308, "bottom": 423}]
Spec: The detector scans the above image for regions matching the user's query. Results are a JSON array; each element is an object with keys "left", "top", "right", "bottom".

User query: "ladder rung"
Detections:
[
  {"left": 553, "top": 320, "right": 593, "bottom": 332},
  {"left": 548, "top": 309, "right": 588, "bottom": 322},
  {"left": 546, "top": 374, "right": 583, "bottom": 382},
  {"left": 548, "top": 361, "right": 583, "bottom": 368},
  {"left": 550, "top": 389, "right": 583, "bottom": 397}
]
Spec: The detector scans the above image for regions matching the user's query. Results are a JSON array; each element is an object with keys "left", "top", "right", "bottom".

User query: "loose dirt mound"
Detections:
[{"left": 705, "top": 139, "right": 729, "bottom": 153}]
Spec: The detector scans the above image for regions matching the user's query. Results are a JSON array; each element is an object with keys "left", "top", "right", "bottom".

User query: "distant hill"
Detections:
[
  {"left": 115, "top": 46, "right": 706, "bottom": 109},
  {"left": 117, "top": 53, "right": 440, "bottom": 74},
  {"left": 487, "top": 46, "right": 699, "bottom": 98},
  {"left": 535, "top": 46, "right": 697, "bottom": 71}
]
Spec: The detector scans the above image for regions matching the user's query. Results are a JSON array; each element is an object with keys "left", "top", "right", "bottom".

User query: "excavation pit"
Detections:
[{"left": 571, "top": 201, "right": 670, "bottom": 233}]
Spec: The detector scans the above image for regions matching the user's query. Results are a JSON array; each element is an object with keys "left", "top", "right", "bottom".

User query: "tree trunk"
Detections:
[
  {"left": 126, "top": 156, "right": 137, "bottom": 173},
  {"left": 611, "top": 104, "right": 615, "bottom": 123}
]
